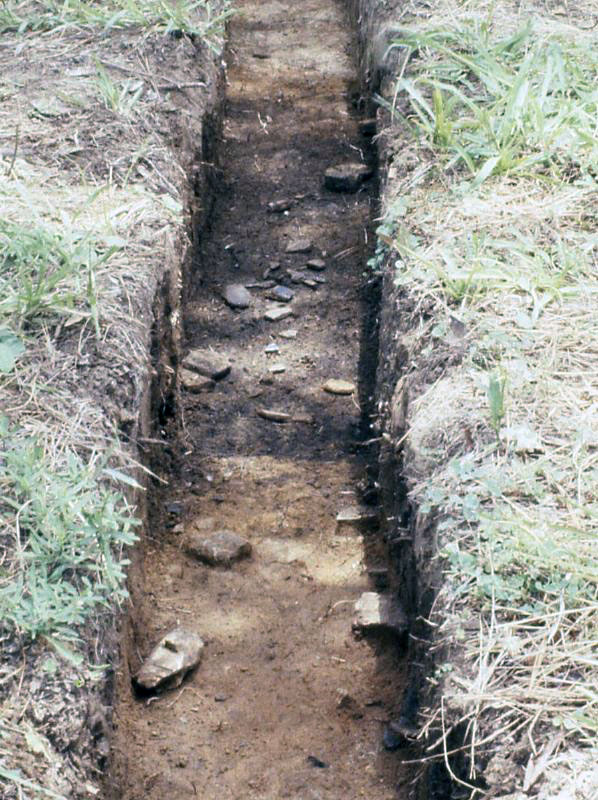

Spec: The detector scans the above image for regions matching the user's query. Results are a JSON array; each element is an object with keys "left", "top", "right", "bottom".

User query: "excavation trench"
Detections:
[{"left": 108, "top": 2, "right": 414, "bottom": 798}]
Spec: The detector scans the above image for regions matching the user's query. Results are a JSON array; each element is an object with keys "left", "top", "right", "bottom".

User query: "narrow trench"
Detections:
[{"left": 108, "top": 2, "right": 416, "bottom": 798}]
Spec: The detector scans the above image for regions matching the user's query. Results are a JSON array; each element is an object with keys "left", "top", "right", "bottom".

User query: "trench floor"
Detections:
[{"left": 109, "top": 1, "right": 410, "bottom": 797}]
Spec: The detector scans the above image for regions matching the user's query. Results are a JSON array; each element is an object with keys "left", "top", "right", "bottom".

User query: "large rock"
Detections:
[
  {"left": 185, "top": 530, "right": 252, "bottom": 567},
  {"left": 324, "top": 162, "right": 372, "bottom": 193},
  {"left": 353, "top": 592, "right": 407, "bottom": 635},
  {"left": 223, "top": 283, "right": 252, "bottom": 309},
  {"left": 134, "top": 628, "right": 205, "bottom": 691},
  {"left": 182, "top": 349, "right": 231, "bottom": 380}
]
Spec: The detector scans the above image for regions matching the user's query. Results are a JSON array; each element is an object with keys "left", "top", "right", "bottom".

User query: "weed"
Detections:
[{"left": 94, "top": 60, "right": 144, "bottom": 117}]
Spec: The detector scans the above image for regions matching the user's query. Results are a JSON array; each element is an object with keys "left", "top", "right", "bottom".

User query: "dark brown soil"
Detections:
[{"left": 108, "top": 2, "right": 412, "bottom": 798}]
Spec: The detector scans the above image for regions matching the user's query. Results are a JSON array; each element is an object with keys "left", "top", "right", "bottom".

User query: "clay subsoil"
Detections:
[{"left": 108, "top": 2, "right": 411, "bottom": 798}]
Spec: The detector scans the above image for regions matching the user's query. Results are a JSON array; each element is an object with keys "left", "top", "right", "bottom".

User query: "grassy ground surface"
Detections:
[
  {"left": 374, "top": 0, "right": 597, "bottom": 796},
  {"left": 0, "top": 2, "right": 228, "bottom": 797}
]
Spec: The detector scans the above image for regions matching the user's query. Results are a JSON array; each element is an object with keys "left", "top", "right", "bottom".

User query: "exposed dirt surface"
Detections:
[{"left": 107, "top": 2, "right": 413, "bottom": 799}]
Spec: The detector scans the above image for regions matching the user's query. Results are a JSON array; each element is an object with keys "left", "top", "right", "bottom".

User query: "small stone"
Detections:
[
  {"left": 134, "top": 628, "right": 205, "bottom": 692},
  {"left": 268, "top": 285, "right": 294, "bottom": 303},
  {"left": 313, "top": 275, "right": 326, "bottom": 284},
  {"left": 337, "top": 693, "right": 363, "bottom": 719},
  {"left": 267, "top": 199, "right": 292, "bottom": 213},
  {"left": 292, "top": 412, "right": 313, "bottom": 424},
  {"left": 323, "top": 379, "right": 355, "bottom": 395},
  {"left": 324, "top": 162, "right": 373, "bottom": 193},
  {"left": 257, "top": 408, "right": 291, "bottom": 422},
  {"left": 245, "top": 280, "right": 276, "bottom": 289},
  {"left": 269, "top": 362, "right": 287, "bottom": 374},
  {"left": 185, "top": 530, "right": 252, "bottom": 567},
  {"left": 306, "top": 755, "right": 329, "bottom": 769},
  {"left": 302, "top": 278, "right": 318, "bottom": 289},
  {"left": 359, "top": 118, "right": 377, "bottom": 136},
  {"left": 279, "top": 328, "right": 297, "bottom": 339},
  {"left": 180, "top": 368, "right": 215, "bottom": 393},
  {"left": 264, "top": 343, "right": 280, "bottom": 353},
  {"left": 223, "top": 283, "right": 252, "bottom": 309},
  {"left": 353, "top": 592, "right": 407, "bottom": 635},
  {"left": 286, "top": 238, "right": 312, "bottom": 254},
  {"left": 336, "top": 505, "right": 378, "bottom": 524},
  {"left": 306, "top": 258, "right": 326, "bottom": 271},
  {"left": 287, "top": 269, "right": 307, "bottom": 283},
  {"left": 182, "top": 350, "right": 231, "bottom": 381},
  {"left": 252, "top": 51, "right": 270, "bottom": 59},
  {"left": 264, "top": 307, "right": 294, "bottom": 322},
  {"left": 166, "top": 501, "right": 184, "bottom": 515}
]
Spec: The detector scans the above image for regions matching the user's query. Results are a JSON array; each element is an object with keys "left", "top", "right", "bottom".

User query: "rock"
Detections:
[
  {"left": 245, "top": 280, "right": 275, "bottom": 289},
  {"left": 223, "top": 283, "right": 252, "bottom": 309},
  {"left": 185, "top": 530, "right": 252, "bottom": 567},
  {"left": 323, "top": 379, "right": 355, "bottom": 395},
  {"left": 134, "top": 628, "right": 205, "bottom": 691},
  {"left": 285, "top": 238, "right": 312, "bottom": 253},
  {"left": 267, "top": 199, "right": 292, "bottom": 213},
  {"left": 279, "top": 328, "right": 298, "bottom": 339},
  {"left": 359, "top": 118, "right": 377, "bottom": 137},
  {"left": 306, "top": 258, "right": 326, "bottom": 271},
  {"left": 336, "top": 505, "right": 378, "bottom": 525},
  {"left": 269, "top": 362, "right": 286, "bottom": 374},
  {"left": 257, "top": 408, "right": 291, "bottom": 422},
  {"left": 287, "top": 269, "right": 307, "bottom": 283},
  {"left": 302, "top": 278, "right": 318, "bottom": 289},
  {"left": 306, "top": 755, "right": 329, "bottom": 769},
  {"left": 180, "top": 368, "right": 215, "bottom": 393},
  {"left": 268, "top": 285, "right": 294, "bottom": 303},
  {"left": 324, "top": 162, "right": 373, "bottom": 193},
  {"left": 264, "top": 343, "right": 280, "bottom": 353},
  {"left": 182, "top": 350, "right": 231, "bottom": 381},
  {"left": 383, "top": 726, "right": 404, "bottom": 751},
  {"left": 353, "top": 592, "right": 407, "bottom": 635},
  {"left": 313, "top": 275, "right": 326, "bottom": 284},
  {"left": 264, "top": 307, "right": 294, "bottom": 322},
  {"left": 337, "top": 693, "right": 363, "bottom": 719}
]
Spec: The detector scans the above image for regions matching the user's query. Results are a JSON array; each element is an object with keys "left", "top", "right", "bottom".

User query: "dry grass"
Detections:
[{"left": 377, "top": 0, "right": 598, "bottom": 796}]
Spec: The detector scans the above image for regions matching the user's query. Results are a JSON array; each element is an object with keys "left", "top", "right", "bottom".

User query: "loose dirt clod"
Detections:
[{"left": 134, "top": 629, "right": 205, "bottom": 692}]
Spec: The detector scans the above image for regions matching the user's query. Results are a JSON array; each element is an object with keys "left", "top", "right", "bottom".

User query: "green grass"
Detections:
[
  {"left": 385, "top": 21, "right": 598, "bottom": 185},
  {"left": 0, "top": 417, "right": 139, "bottom": 651},
  {"left": 0, "top": 0, "right": 234, "bottom": 49}
]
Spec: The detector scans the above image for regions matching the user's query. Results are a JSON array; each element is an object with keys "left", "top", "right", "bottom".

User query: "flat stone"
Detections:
[
  {"left": 185, "top": 530, "right": 252, "bottom": 567},
  {"left": 134, "top": 628, "right": 205, "bottom": 691},
  {"left": 324, "top": 162, "right": 373, "bottom": 193},
  {"left": 264, "top": 307, "right": 294, "bottom": 322},
  {"left": 302, "top": 278, "right": 318, "bottom": 289},
  {"left": 336, "top": 505, "right": 379, "bottom": 525},
  {"left": 223, "top": 283, "right": 252, "bottom": 309},
  {"left": 287, "top": 269, "right": 307, "bottom": 284},
  {"left": 323, "top": 379, "right": 355, "bottom": 395},
  {"left": 353, "top": 592, "right": 407, "bottom": 635},
  {"left": 257, "top": 408, "right": 291, "bottom": 422},
  {"left": 245, "top": 280, "right": 275, "bottom": 289},
  {"left": 279, "top": 328, "right": 298, "bottom": 339},
  {"left": 180, "top": 368, "right": 215, "bottom": 393},
  {"left": 267, "top": 199, "right": 292, "bottom": 213},
  {"left": 264, "top": 343, "right": 280, "bottom": 353},
  {"left": 269, "top": 362, "right": 287, "bottom": 374},
  {"left": 182, "top": 349, "right": 231, "bottom": 381},
  {"left": 286, "top": 238, "right": 312, "bottom": 254},
  {"left": 268, "top": 285, "right": 294, "bottom": 303},
  {"left": 313, "top": 275, "right": 327, "bottom": 284},
  {"left": 306, "top": 258, "right": 326, "bottom": 271}
]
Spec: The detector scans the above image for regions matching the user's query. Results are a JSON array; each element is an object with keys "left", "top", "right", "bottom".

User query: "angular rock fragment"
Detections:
[
  {"left": 180, "top": 368, "right": 215, "bottom": 393},
  {"left": 264, "top": 306, "right": 294, "bottom": 322},
  {"left": 185, "top": 530, "right": 252, "bottom": 567},
  {"left": 269, "top": 362, "right": 286, "bottom": 374},
  {"left": 353, "top": 592, "right": 407, "bottom": 635},
  {"left": 285, "top": 238, "right": 312, "bottom": 253},
  {"left": 287, "top": 269, "right": 307, "bottom": 283},
  {"left": 264, "top": 342, "right": 280, "bottom": 353},
  {"left": 268, "top": 285, "right": 294, "bottom": 303},
  {"left": 324, "top": 162, "right": 372, "bottom": 193},
  {"left": 302, "top": 278, "right": 318, "bottom": 289},
  {"left": 323, "top": 379, "right": 355, "bottom": 395},
  {"left": 134, "top": 628, "right": 205, "bottom": 692},
  {"left": 182, "top": 349, "right": 231, "bottom": 381},
  {"left": 336, "top": 505, "right": 378, "bottom": 525},
  {"left": 223, "top": 283, "right": 252, "bottom": 309},
  {"left": 257, "top": 408, "right": 291, "bottom": 422},
  {"left": 306, "top": 258, "right": 326, "bottom": 271},
  {"left": 279, "top": 328, "right": 297, "bottom": 339}
]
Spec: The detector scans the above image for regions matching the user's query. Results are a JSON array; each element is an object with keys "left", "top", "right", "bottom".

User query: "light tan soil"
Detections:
[{"left": 108, "top": 2, "right": 412, "bottom": 798}]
